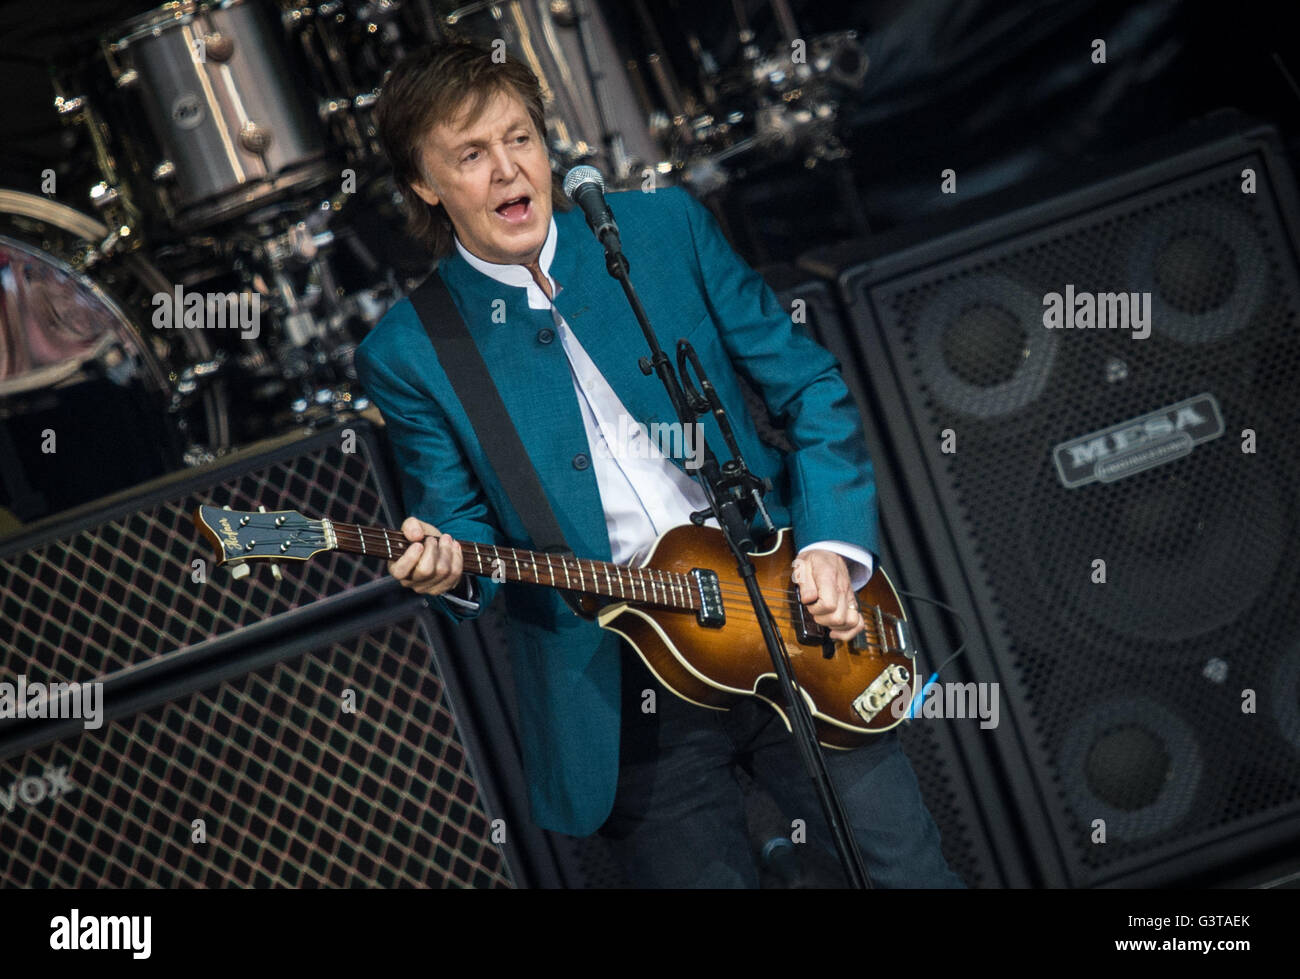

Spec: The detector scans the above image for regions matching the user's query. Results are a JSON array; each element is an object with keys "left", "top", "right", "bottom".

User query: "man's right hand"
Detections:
[{"left": 388, "top": 516, "right": 464, "bottom": 596}]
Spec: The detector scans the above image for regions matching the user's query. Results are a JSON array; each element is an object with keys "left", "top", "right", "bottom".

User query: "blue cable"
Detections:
[{"left": 905, "top": 672, "right": 941, "bottom": 719}]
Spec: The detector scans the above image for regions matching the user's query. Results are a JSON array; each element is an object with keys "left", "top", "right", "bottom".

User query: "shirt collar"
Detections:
[{"left": 454, "top": 215, "right": 557, "bottom": 292}]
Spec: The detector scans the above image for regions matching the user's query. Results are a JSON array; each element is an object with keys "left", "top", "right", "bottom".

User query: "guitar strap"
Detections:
[{"left": 409, "top": 270, "right": 586, "bottom": 615}]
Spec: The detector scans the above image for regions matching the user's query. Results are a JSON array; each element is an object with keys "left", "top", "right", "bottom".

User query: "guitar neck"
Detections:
[{"left": 327, "top": 520, "right": 697, "bottom": 609}]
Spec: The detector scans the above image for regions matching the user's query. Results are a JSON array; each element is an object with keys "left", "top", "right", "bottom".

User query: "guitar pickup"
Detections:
[
  {"left": 851, "top": 664, "right": 911, "bottom": 723},
  {"left": 791, "top": 585, "right": 824, "bottom": 645},
  {"left": 892, "top": 617, "right": 916, "bottom": 658},
  {"left": 690, "top": 569, "right": 725, "bottom": 628}
]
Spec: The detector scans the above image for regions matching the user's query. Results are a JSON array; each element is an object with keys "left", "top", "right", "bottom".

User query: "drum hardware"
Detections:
[
  {"left": 442, "top": 0, "right": 671, "bottom": 185},
  {"left": 262, "top": 221, "right": 335, "bottom": 269},
  {"left": 685, "top": 35, "right": 721, "bottom": 108},
  {"left": 0, "top": 190, "right": 232, "bottom": 516},
  {"left": 672, "top": 5, "right": 868, "bottom": 193},
  {"left": 769, "top": 0, "right": 800, "bottom": 51},
  {"left": 645, "top": 52, "right": 691, "bottom": 129},
  {"left": 283, "top": 1, "right": 408, "bottom": 166},
  {"left": 95, "top": 0, "right": 337, "bottom": 231},
  {"left": 185, "top": 196, "right": 382, "bottom": 432},
  {"left": 442, "top": 1, "right": 508, "bottom": 27},
  {"left": 540, "top": 0, "right": 572, "bottom": 28},
  {"left": 51, "top": 87, "right": 145, "bottom": 268},
  {"left": 622, "top": 56, "right": 662, "bottom": 130},
  {"left": 7, "top": 1, "right": 429, "bottom": 509},
  {"left": 315, "top": 88, "right": 383, "bottom": 163}
]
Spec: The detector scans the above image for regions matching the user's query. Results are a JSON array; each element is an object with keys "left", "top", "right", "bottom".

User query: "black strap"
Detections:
[{"left": 410, "top": 272, "right": 585, "bottom": 610}]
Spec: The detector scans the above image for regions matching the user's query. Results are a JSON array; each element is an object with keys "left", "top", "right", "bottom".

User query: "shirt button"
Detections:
[
  {"left": 537, "top": 328, "right": 554, "bottom": 344},
  {"left": 573, "top": 453, "right": 590, "bottom": 470}
]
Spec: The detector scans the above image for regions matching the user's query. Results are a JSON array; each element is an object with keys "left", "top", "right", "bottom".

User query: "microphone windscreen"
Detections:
[{"left": 563, "top": 165, "right": 606, "bottom": 201}]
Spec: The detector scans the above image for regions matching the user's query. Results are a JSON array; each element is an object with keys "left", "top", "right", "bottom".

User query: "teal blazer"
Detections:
[{"left": 354, "top": 186, "right": 877, "bottom": 836}]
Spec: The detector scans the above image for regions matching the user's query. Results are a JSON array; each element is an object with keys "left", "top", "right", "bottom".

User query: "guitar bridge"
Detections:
[{"left": 690, "top": 569, "right": 725, "bottom": 627}]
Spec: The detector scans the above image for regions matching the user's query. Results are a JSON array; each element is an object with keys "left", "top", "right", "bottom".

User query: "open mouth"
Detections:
[{"left": 494, "top": 195, "right": 532, "bottom": 223}]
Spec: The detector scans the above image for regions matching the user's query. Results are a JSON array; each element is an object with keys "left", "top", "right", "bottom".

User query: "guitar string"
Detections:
[
  {"left": 333, "top": 528, "right": 884, "bottom": 609},
  {"left": 220, "top": 526, "right": 913, "bottom": 708},
  {"left": 332, "top": 528, "right": 897, "bottom": 628},
  {"left": 328, "top": 531, "right": 897, "bottom": 653},
  {"left": 241, "top": 524, "right": 890, "bottom": 629}
]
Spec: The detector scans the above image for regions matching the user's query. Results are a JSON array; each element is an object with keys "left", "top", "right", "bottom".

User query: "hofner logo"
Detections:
[
  {"left": 1053, "top": 393, "right": 1224, "bottom": 488},
  {"left": 219, "top": 516, "right": 240, "bottom": 552}
]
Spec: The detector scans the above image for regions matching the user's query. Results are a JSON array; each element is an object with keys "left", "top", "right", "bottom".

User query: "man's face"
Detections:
[{"left": 410, "top": 88, "right": 553, "bottom": 266}]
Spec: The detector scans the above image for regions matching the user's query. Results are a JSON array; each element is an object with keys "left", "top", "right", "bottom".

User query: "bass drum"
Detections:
[{"left": 0, "top": 190, "right": 230, "bottom": 533}]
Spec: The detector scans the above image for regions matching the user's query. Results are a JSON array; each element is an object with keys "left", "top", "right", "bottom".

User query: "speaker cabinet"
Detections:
[
  {"left": 801, "top": 115, "right": 1300, "bottom": 886},
  {"left": 0, "top": 601, "right": 518, "bottom": 887}
]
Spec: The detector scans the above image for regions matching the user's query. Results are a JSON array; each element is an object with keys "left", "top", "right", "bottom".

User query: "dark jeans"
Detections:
[{"left": 597, "top": 647, "right": 967, "bottom": 888}]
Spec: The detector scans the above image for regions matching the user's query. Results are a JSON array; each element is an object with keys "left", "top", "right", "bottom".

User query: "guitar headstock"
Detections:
[{"left": 192, "top": 504, "right": 333, "bottom": 572}]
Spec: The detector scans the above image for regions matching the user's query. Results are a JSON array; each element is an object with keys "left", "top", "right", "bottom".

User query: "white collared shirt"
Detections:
[{"left": 444, "top": 217, "right": 873, "bottom": 608}]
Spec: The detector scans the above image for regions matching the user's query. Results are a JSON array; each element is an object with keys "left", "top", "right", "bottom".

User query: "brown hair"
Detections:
[{"left": 374, "top": 41, "right": 572, "bottom": 259}]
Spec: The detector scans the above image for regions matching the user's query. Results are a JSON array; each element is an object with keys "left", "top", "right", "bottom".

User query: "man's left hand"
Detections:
[{"left": 791, "top": 550, "right": 866, "bottom": 642}]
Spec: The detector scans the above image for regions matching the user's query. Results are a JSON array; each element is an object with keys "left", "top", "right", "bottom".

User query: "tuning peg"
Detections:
[
  {"left": 270, "top": 563, "right": 283, "bottom": 581},
  {"left": 229, "top": 562, "right": 251, "bottom": 580}
]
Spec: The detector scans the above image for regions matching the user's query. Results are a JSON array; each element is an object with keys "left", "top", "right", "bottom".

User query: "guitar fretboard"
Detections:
[{"left": 329, "top": 522, "right": 699, "bottom": 609}]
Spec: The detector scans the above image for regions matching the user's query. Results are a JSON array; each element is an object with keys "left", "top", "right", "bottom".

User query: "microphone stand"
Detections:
[{"left": 585, "top": 208, "right": 873, "bottom": 890}]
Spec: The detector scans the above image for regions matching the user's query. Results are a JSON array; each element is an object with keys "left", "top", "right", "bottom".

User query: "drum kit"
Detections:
[{"left": 0, "top": 0, "right": 867, "bottom": 529}]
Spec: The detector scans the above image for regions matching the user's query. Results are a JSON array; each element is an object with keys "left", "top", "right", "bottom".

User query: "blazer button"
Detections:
[
  {"left": 573, "top": 453, "right": 590, "bottom": 470},
  {"left": 537, "top": 328, "right": 555, "bottom": 344}
]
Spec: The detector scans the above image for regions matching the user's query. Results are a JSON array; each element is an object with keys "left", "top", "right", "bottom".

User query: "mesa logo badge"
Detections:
[{"left": 1053, "top": 393, "right": 1225, "bottom": 489}]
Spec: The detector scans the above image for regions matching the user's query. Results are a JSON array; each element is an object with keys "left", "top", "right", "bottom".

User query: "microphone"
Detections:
[{"left": 563, "top": 165, "right": 622, "bottom": 254}]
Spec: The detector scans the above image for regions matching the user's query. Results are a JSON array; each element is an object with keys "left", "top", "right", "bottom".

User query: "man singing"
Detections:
[{"left": 354, "top": 41, "right": 964, "bottom": 888}]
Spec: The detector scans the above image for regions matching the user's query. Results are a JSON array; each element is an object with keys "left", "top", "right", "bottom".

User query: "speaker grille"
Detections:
[
  {"left": 896, "top": 722, "right": 988, "bottom": 887},
  {"left": 853, "top": 132, "right": 1300, "bottom": 884},
  {"left": 762, "top": 268, "right": 1008, "bottom": 886},
  {"left": 0, "top": 607, "right": 513, "bottom": 888},
  {"left": 0, "top": 423, "right": 394, "bottom": 686}
]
